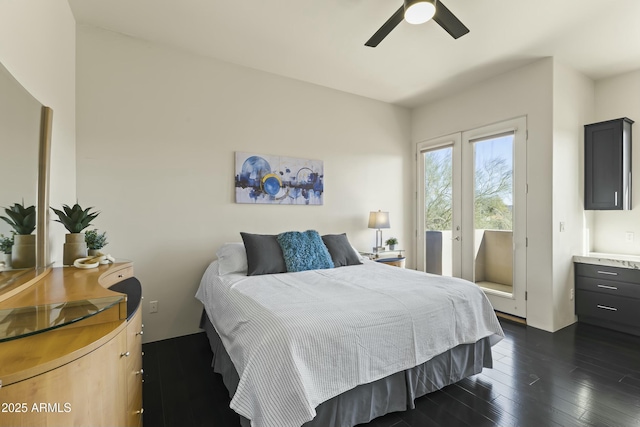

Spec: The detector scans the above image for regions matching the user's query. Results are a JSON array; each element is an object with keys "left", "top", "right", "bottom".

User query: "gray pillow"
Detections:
[
  {"left": 240, "top": 232, "right": 287, "bottom": 276},
  {"left": 321, "top": 233, "right": 362, "bottom": 267}
]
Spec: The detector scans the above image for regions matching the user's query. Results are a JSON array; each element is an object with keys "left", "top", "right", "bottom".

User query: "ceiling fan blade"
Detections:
[
  {"left": 433, "top": 1, "right": 469, "bottom": 39},
  {"left": 365, "top": 5, "right": 404, "bottom": 47}
]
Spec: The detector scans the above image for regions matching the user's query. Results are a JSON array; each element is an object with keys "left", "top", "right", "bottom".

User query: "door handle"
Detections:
[{"left": 453, "top": 236, "right": 460, "bottom": 241}]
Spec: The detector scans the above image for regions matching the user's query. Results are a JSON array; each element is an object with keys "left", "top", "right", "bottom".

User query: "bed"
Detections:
[{"left": 195, "top": 234, "right": 504, "bottom": 427}]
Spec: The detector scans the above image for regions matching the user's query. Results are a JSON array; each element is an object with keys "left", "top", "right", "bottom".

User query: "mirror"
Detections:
[{"left": 0, "top": 59, "right": 51, "bottom": 292}]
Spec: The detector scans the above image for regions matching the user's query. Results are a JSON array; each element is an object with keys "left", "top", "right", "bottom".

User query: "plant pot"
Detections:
[
  {"left": 63, "top": 233, "right": 87, "bottom": 266},
  {"left": 388, "top": 244, "right": 396, "bottom": 250},
  {"left": 12, "top": 234, "right": 36, "bottom": 269},
  {"left": 88, "top": 249, "right": 102, "bottom": 256},
  {"left": 2, "top": 252, "right": 11, "bottom": 269}
]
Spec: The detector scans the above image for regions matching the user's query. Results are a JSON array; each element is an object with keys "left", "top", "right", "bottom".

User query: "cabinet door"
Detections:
[
  {"left": 0, "top": 330, "right": 127, "bottom": 427},
  {"left": 584, "top": 118, "right": 632, "bottom": 210}
]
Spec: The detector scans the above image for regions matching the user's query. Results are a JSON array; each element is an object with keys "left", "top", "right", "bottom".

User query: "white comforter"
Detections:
[{"left": 196, "top": 260, "right": 504, "bottom": 427}]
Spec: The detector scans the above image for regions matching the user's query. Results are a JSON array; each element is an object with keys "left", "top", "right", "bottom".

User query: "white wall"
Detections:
[
  {"left": 591, "top": 70, "right": 640, "bottom": 254},
  {"left": 551, "top": 61, "right": 594, "bottom": 330},
  {"left": 0, "top": 0, "right": 76, "bottom": 262},
  {"left": 412, "top": 58, "right": 556, "bottom": 331},
  {"left": 76, "top": 25, "right": 411, "bottom": 343}
]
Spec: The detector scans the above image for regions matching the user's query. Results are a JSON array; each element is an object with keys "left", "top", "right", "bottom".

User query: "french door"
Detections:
[{"left": 417, "top": 117, "right": 527, "bottom": 318}]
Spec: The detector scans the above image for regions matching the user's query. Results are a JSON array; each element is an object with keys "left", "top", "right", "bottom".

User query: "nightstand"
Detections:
[
  {"left": 376, "top": 257, "right": 406, "bottom": 268},
  {"left": 360, "top": 249, "right": 406, "bottom": 268}
]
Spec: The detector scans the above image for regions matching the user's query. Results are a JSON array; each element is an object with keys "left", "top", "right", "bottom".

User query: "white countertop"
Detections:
[{"left": 573, "top": 252, "right": 640, "bottom": 270}]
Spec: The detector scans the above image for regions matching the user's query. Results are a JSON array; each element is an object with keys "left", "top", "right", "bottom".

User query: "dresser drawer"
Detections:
[
  {"left": 575, "top": 263, "right": 640, "bottom": 284},
  {"left": 101, "top": 265, "right": 134, "bottom": 288},
  {"left": 575, "top": 276, "right": 640, "bottom": 299},
  {"left": 576, "top": 290, "right": 640, "bottom": 326}
]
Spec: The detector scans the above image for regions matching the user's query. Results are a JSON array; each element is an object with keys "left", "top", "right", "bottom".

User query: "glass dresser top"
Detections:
[{"left": 0, "top": 294, "right": 124, "bottom": 343}]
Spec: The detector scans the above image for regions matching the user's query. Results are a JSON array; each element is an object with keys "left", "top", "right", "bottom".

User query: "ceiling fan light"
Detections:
[{"left": 404, "top": 0, "right": 436, "bottom": 25}]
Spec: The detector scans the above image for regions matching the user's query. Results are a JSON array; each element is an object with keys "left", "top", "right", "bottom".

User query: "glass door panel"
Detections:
[
  {"left": 417, "top": 133, "right": 461, "bottom": 277},
  {"left": 472, "top": 134, "right": 514, "bottom": 295},
  {"left": 424, "top": 147, "right": 453, "bottom": 276},
  {"left": 462, "top": 117, "right": 527, "bottom": 318}
]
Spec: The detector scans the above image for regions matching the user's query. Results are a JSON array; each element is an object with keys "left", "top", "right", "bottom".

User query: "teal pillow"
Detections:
[{"left": 277, "top": 230, "right": 335, "bottom": 272}]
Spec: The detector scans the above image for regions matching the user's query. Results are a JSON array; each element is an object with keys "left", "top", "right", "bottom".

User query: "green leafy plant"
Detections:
[
  {"left": 1, "top": 202, "right": 36, "bottom": 235},
  {"left": 85, "top": 229, "right": 108, "bottom": 250},
  {"left": 385, "top": 237, "right": 398, "bottom": 246},
  {"left": 0, "top": 233, "right": 14, "bottom": 254},
  {"left": 50, "top": 203, "right": 100, "bottom": 233}
]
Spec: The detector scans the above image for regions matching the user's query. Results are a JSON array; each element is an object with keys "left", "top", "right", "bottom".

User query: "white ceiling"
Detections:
[{"left": 68, "top": 0, "right": 640, "bottom": 108}]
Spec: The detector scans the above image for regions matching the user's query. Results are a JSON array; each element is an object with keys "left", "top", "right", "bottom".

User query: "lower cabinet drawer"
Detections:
[
  {"left": 576, "top": 290, "right": 640, "bottom": 326},
  {"left": 575, "top": 276, "right": 640, "bottom": 299},
  {"left": 575, "top": 263, "right": 640, "bottom": 284}
]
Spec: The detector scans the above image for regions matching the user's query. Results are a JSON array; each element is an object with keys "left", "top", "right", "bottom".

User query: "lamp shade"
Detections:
[
  {"left": 404, "top": 0, "right": 436, "bottom": 25},
  {"left": 368, "top": 211, "right": 390, "bottom": 229}
]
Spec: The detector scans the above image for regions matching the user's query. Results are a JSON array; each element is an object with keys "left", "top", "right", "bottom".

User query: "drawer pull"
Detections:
[
  {"left": 597, "top": 284, "right": 618, "bottom": 290},
  {"left": 135, "top": 369, "right": 144, "bottom": 375},
  {"left": 596, "top": 270, "right": 618, "bottom": 276},
  {"left": 135, "top": 408, "right": 144, "bottom": 415},
  {"left": 120, "top": 351, "right": 130, "bottom": 357},
  {"left": 118, "top": 274, "right": 123, "bottom": 278},
  {"left": 136, "top": 330, "right": 144, "bottom": 336},
  {"left": 597, "top": 305, "right": 618, "bottom": 311}
]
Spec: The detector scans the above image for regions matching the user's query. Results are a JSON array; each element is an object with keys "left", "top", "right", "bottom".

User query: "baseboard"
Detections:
[{"left": 495, "top": 311, "right": 527, "bottom": 325}]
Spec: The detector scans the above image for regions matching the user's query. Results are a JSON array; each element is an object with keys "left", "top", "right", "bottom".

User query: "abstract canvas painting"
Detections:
[{"left": 235, "top": 152, "right": 324, "bottom": 205}]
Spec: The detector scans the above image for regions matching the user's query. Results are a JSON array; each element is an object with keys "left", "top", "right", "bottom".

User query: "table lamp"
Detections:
[{"left": 368, "top": 210, "right": 390, "bottom": 252}]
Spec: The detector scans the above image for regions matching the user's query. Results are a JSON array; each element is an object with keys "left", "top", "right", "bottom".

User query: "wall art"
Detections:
[{"left": 235, "top": 152, "right": 324, "bottom": 205}]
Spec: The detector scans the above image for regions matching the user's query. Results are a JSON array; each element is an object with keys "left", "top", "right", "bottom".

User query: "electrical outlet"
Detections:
[
  {"left": 570, "top": 288, "right": 574, "bottom": 301},
  {"left": 626, "top": 232, "right": 634, "bottom": 242},
  {"left": 149, "top": 300, "right": 158, "bottom": 313},
  {"left": 559, "top": 222, "right": 565, "bottom": 232}
]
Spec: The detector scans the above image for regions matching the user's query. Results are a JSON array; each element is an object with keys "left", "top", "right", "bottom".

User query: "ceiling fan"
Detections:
[{"left": 365, "top": 0, "right": 469, "bottom": 47}]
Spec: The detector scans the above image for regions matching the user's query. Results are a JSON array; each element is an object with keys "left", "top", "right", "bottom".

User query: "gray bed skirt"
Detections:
[{"left": 200, "top": 310, "right": 493, "bottom": 427}]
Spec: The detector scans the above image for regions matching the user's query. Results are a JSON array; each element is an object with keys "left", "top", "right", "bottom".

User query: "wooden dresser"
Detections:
[{"left": 0, "top": 262, "right": 143, "bottom": 426}]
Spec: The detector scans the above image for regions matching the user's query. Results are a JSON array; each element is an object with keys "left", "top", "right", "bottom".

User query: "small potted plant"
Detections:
[
  {"left": 385, "top": 237, "right": 398, "bottom": 250},
  {"left": 50, "top": 203, "right": 100, "bottom": 265},
  {"left": 0, "top": 233, "right": 14, "bottom": 268},
  {"left": 1, "top": 202, "right": 36, "bottom": 268},
  {"left": 85, "top": 229, "right": 108, "bottom": 256}
]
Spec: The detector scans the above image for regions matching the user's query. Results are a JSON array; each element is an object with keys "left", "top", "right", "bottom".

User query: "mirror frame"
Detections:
[
  {"left": 36, "top": 106, "right": 52, "bottom": 271},
  {"left": 0, "top": 103, "right": 52, "bottom": 301}
]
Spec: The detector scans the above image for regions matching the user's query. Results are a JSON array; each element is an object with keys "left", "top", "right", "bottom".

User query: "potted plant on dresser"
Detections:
[
  {"left": 1, "top": 202, "right": 36, "bottom": 268},
  {"left": 0, "top": 233, "right": 14, "bottom": 268},
  {"left": 85, "top": 229, "right": 108, "bottom": 256},
  {"left": 50, "top": 203, "right": 100, "bottom": 265}
]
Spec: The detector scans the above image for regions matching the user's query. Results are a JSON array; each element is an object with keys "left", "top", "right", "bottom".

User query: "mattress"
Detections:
[{"left": 196, "top": 259, "right": 504, "bottom": 427}]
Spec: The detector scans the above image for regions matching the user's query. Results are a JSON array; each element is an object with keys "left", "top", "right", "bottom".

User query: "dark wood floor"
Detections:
[{"left": 142, "top": 319, "right": 640, "bottom": 427}]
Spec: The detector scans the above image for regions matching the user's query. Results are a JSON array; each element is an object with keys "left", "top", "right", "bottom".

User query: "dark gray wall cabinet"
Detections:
[{"left": 584, "top": 117, "right": 634, "bottom": 210}]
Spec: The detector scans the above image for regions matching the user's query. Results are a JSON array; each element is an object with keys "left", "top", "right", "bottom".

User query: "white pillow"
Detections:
[
  {"left": 351, "top": 244, "right": 365, "bottom": 261},
  {"left": 216, "top": 242, "right": 248, "bottom": 275}
]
